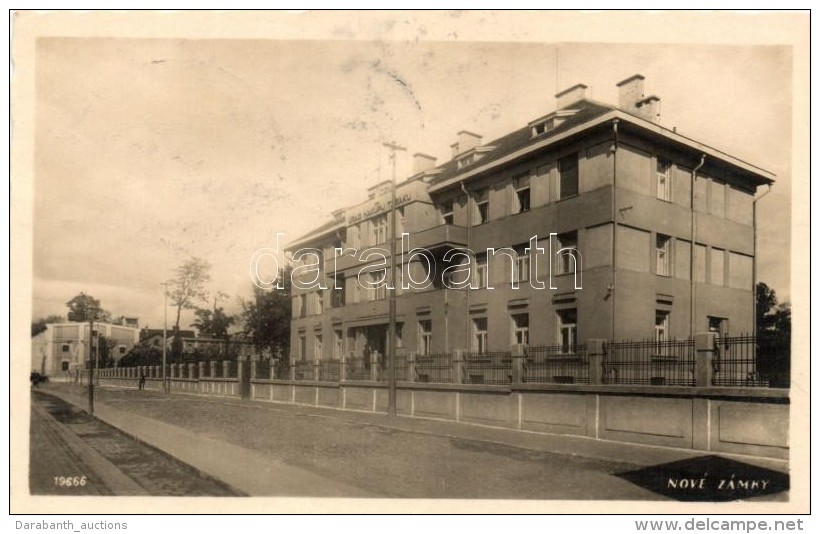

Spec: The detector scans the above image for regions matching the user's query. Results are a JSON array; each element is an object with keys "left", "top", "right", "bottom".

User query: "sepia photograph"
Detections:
[{"left": 9, "top": 9, "right": 810, "bottom": 518}]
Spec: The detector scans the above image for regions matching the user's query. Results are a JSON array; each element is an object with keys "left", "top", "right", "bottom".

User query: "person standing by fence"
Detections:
[{"left": 138, "top": 371, "right": 146, "bottom": 390}]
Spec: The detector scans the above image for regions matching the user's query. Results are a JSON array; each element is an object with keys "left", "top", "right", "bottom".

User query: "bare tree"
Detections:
[{"left": 167, "top": 257, "right": 212, "bottom": 360}]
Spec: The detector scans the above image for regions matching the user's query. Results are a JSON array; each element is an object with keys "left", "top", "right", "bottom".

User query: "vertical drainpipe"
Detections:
[
  {"left": 752, "top": 184, "right": 773, "bottom": 337},
  {"left": 461, "top": 181, "right": 471, "bottom": 352},
  {"left": 610, "top": 119, "right": 619, "bottom": 342},
  {"left": 690, "top": 154, "right": 706, "bottom": 338}
]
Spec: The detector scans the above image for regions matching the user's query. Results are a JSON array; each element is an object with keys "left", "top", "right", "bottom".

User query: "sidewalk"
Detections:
[{"left": 42, "top": 387, "right": 379, "bottom": 497}]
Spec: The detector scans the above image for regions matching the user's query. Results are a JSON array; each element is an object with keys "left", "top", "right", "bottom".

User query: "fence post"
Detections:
[
  {"left": 587, "top": 339, "right": 606, "bottom": 385},
  {"left": 250, "top": 359, "right": 257, "bottom": 380},
  {"left": 290, "top": 359, "right": 296, "bottom": 381},
  {"left": 511, "top": 344, "right": 525, "bottom": 385},
  {"left": 198, "top": 361, "right": 206, "bottom": 380},
  {"left": 210, "top": 360, "right": 217, "bottom": 378},
  {"left": 314, "top": 359, "right": 321, "bottom": 381},
  {"left": 695, "top": 332, "right": 717, "bottom": 387},
  {"left": 454, "top": 349, "right": 465, "bottom": 384},
  {"left": 270, "top": 361, "right": 276, "bottom": 380}
]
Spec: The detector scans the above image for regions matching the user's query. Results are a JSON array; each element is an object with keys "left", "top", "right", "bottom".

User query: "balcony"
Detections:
[{"left": 408, "top": 224, "right": 468, "bottom": 251}]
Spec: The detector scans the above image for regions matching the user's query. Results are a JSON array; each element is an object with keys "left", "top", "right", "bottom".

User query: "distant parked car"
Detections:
[{"left": 30, "top": 372, "right": 49, "bottom": 386}]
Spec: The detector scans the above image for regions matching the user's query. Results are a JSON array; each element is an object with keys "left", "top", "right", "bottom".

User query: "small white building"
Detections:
[{"left": 31, "top": 322, "right": 140, "bottom": 376}]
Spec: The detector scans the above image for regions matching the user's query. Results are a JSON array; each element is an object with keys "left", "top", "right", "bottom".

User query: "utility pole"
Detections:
[
  {"left": 384, "top": 141, "right": 405, "bottom": 417},
  {"left": 161, "top": 281, "right": 170, "bottom": 393},
  {"left": 87, "top": 317, "right": 95, "bottom": 414}
]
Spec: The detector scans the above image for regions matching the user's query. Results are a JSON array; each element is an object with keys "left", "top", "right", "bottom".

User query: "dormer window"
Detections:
[
  {"left": 457, "top": 154, "right": 476, "bottom": 169},
  {"left": 531, "top": 119, "right": 554, "bottom": 137},
  {"left": 455, "top": 146, "right": 495, "bottom": 171}
]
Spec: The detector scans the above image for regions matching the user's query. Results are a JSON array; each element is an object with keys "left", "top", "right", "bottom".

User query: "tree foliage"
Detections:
[
  {"left": 756, "top": 282, "right": 791, "bottom": 387},
  {"left": 31, "top": 314, "right": 64, "bottom": 337},
  {"left": 66, "top": 292, "right": 109, "bottom": 322},
  {"left": 240, "top": 267, "right": 292, "bottom": 368},
  {"left": 191, "top": 306, "right": 235, "bottom": 339}
]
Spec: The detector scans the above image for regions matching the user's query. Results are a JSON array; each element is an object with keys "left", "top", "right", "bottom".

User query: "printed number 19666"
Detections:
[{"left": 54, "top": 476, "right": 87, "bottom": 487}]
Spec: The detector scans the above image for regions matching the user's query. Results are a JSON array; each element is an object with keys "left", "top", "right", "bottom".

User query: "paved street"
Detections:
[
  {"left": 36, "top": 383, "right": 668, "bottom": 499},
  {"left": 30, "top": 390, "right": 240, "bottom": 496}
]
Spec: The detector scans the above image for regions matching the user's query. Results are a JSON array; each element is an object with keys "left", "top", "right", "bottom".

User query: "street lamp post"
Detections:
[{"left": 383, "top": 142, "right": 405, "bottom": 417}]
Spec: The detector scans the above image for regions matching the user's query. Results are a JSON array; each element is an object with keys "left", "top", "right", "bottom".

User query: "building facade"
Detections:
[
  {"left": 31, "top": 322, "right": 141, "bottom": 375},
  {"left": 286, "top": 74, "right": 774, "bottom": 366}
]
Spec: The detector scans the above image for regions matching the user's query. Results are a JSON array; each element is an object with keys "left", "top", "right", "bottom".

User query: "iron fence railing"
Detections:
[
  {"left": 414, "top": 353, "right": 455, "bottom": 383},
  {"left": 294, "top": 360, "right": 315, "bottom": 381},
  {"left": 603, "top": 339, "right": 696, "bottom": 386},
  {"left": 713, "top": 335, "right": 768, "bottom": 387},
  {"left": 109, "top": 335, "right": 777, "bottom": 389},
  {"left": 463, "top": 351, "right": 512, "bottom": 386},
  {"left": 525, "top": 344, "right": 589, "bottom": 384},
  {"left": 318, "top": 359, "right": 342, "bottom": 382},
  {"left": 344, "top": 357, "right": 375, "bottom": 381}
]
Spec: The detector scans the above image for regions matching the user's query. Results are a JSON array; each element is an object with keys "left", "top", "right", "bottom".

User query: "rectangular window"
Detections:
[
  {"left": 333, "top": 329, "right": 344, "bottom": 359},
  {"left": 61, "top": 344, "right": 70, "bottom": 353},
  {"left": 514, "top": 251, "right": 530, "bottom": 284},
  {"left": 474, "top": 254, "right": 488, "bottom": 289},
  {"left": 314, "top": 334, "right": 323, "bottom": 361},
  {"left": 472, "top": 318, "right": 488, "bottom": 354},
  {"left": 348, "top": 224, "right": 360, "bottom": 249},
  {"left": 373, "top": 269, "right": 387, "bottom": 300},
  {"left": 299, "top": 335, "right": 307, "bottom": 361},
  {"left": 512, "top": 173, "right": 531, "bottom": 213},
  {"left": 118, "top": 346, "right": 126, "bottom": 355},
  {"left": 655, "top": 311, "right": 670, "bottom": 342},
  {"left": 299, "top": 294, "right": 307, "bottom": 318},
  {"left": 475, "top": 189, "right": 489, "bottom": 224},
  {"left": 331, "top": 282, "right": 345, "bottom": 307},
  {"left": 511, "top": 313, "right": 529, "bottom": 345},
  {"left": 656, "top": 158, "right": 671, "bottom": 201},
  {"left": 440, "top": 200, "right": 454, "bottom": 225},
  {"left": 316, "top": 291, "right": 324, "bottom": 314},
  {"left": 555, "top": 231, "right": 578, "bottom": 275},
  {"left": 557, "top": 309, "right": 577, "bottom": 354},
  {"left": 372, "top": 214, "right": 388, "bottom": 244},
  {"left": 558, "top": 153, "right": 579, "bottom": 199},
  {"left": 418, "top": 320, "right": 433, "bottom": 356},
  {"left": 708, "top": 316, "right": 728, "bottom": 336},
  {"left": 656, "top": 234, "right": 671, "bottom": 276}
]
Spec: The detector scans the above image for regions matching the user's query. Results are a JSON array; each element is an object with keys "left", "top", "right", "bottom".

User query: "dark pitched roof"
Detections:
[
  {"left": 424, "top": 99, "right": 615, "bottom": 188},
  {"left": 290, "top": 100, "right": 614, "bottom": 246}
]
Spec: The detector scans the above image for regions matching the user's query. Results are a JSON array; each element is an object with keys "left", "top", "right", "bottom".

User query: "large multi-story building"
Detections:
[
  {"left": 31, "top": 321, "right": 141, "bottom": 375},
  {"left": 286, "top": 74, "right": 774, "bottom": 366}
]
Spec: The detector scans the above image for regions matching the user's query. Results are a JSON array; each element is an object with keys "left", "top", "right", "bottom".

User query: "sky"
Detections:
[{"left": 27, "top": 14, "right": 795, "bottom": 331}]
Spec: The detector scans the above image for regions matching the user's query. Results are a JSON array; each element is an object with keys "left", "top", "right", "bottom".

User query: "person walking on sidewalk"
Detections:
[{"left": 138, "top": 371, "right": 146, "bottom": 390}]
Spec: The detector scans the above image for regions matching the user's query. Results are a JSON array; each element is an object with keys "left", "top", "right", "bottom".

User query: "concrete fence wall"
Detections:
[
  {"left": 95, "top": 365, "right": 788, "bottom": 460},
  {"left": 249, "top": 379, "right": 789, "bottom": 460},
  {"left": 98, "top": 373, "right": 240, "bottom": 398}
]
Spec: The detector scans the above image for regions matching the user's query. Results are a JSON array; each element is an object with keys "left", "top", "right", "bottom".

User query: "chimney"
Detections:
[
  {"left": 616, "top": 74, "right": 645, "bottom": 109},
  {"left": 412, "top": 153, "right": 437, "bottom": 174},
  {"left": 554, "top": 83, "right": 588, "bottom": 109},
  {"left": 452, "top": 131, "right": 482, "bottom": 157},
  {"left": 616, "top": 74, "right": 661, "bottom": 123}
]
